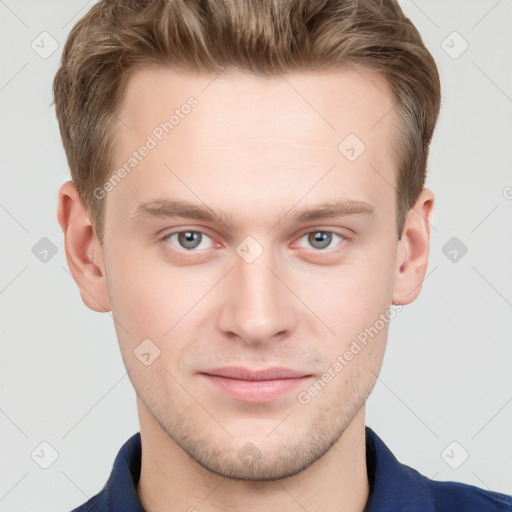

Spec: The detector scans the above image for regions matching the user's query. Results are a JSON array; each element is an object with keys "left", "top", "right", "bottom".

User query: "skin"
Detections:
[{"left": 57, "top": 66, "right": 433, "bottom": 512}]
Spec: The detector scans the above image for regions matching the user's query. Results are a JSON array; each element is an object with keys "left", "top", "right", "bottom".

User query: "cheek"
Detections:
[
  {"left": 104, "top": 248, "right": 217, "bottom": 380},
  {"left": 310, "top": 250, "right": 396, "bottom": 337},
  {"left": 104, "top": 245, "right": 202, "bottom": 335}
]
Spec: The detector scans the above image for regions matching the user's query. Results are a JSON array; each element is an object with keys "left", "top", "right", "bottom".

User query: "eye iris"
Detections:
[
  {"left": 308, "top": 231, "right": 332, "bottom": 249},
  {"left": 178, "top": 231, "right": 202, "bottom": 249}
]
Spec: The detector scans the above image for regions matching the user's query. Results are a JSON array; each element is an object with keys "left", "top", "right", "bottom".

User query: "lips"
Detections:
[
  {"left": 199, "top": 366, "right": 312, "bottom": 403},
  {"left": 202, "top": 366, "right": 309, "bottom": 381}
]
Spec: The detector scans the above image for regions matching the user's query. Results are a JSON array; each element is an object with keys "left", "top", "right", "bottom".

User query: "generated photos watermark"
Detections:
[
  {"left": 297, "top": 304, "right": 403, "bottom": 405},
  {"left": 93, "top": 96, "right": 198, "bottom": 200}
]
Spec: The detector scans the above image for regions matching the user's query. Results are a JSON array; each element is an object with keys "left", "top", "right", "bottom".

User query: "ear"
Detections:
[
  {"left": 392, "top": 188, "right": 434, "bottom": 305},
  {"left": 57, "top": 181, "right": 111, "bottom": 312}
]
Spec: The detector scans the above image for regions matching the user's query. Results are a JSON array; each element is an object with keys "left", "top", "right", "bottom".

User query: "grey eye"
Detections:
[
  {"left": 177, "top": 231, "right": 203, "bottom": 249},
  {"left": 308, "top": 231, "right": 333, "bottom": 249},
  {"left": 165, "top": 231, "right": 213, "bottom": 251},
  {"left": 297, "top": 231, "right": 344, "bottom": 251}
]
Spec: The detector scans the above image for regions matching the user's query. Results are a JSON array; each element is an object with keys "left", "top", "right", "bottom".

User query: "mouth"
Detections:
[{"left": 199, "top": 367, "right": 313, "bottom": 403}]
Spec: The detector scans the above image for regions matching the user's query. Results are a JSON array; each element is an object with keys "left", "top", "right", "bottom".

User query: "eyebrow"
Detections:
[{"left": 130, "top": 198, "right": 375, "bottom": 226}]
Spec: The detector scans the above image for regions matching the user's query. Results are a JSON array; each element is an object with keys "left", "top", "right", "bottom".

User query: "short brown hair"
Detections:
[{"left": 53, "top": 0, "right": 441, "bottom": 244}]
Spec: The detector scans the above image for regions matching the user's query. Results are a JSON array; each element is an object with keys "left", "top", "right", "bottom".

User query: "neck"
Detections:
[{"left": 136, "top": 400, "right": 370, "bottom": 512}]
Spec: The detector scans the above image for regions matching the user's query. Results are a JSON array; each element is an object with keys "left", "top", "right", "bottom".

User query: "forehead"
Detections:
[
  {"left": 108, "top": 65, "right": 400, "bottom": 229},
  {"left": 120, "top": 65, "right": 397, "bottom": 144}
]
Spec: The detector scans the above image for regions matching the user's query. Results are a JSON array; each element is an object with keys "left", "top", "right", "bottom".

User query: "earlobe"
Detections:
[
  {"left": 391, "top": 188, "right": 434, "bottom": 305},
  {"left": 57, "top": 181, "right": 111, "bottom": 313}
]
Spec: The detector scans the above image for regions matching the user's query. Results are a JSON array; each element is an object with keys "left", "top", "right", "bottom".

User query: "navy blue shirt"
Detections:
[{"left": 71, "top": 426, "right": 512, "bottom": 511}]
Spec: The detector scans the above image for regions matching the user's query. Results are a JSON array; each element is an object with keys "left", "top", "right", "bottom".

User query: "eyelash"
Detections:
[{"left": 161, "top": 229, "right": 347, "bottom": 254}]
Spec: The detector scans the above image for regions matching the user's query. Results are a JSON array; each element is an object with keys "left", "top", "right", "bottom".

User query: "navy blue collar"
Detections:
[
  {"left": 72, "top": 426, "right": 512, "bottom": 512},
  {"left": 364, "top": 426, "right": 436, "bottom": 511}
]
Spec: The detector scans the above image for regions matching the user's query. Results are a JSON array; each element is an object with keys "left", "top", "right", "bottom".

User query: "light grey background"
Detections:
[{"left": 1, "top": 1, "right": 511, "bottom": 511}]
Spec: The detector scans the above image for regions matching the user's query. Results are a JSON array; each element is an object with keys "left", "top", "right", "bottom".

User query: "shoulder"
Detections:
[
  {"left": 364, "top": 426, "right": 512, "bottom": 512},
  {"left": 427, "top": 478, "right": 512, "bottom": 511}
]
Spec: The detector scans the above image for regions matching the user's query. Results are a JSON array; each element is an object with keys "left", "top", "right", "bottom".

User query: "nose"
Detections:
[{"left": 216, "top": 244, "right": 298, "bottom": 346}]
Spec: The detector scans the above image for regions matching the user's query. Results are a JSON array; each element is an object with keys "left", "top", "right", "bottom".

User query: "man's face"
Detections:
[{"left": 100, "top": 66, "right": 401, "bottom": 479}]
